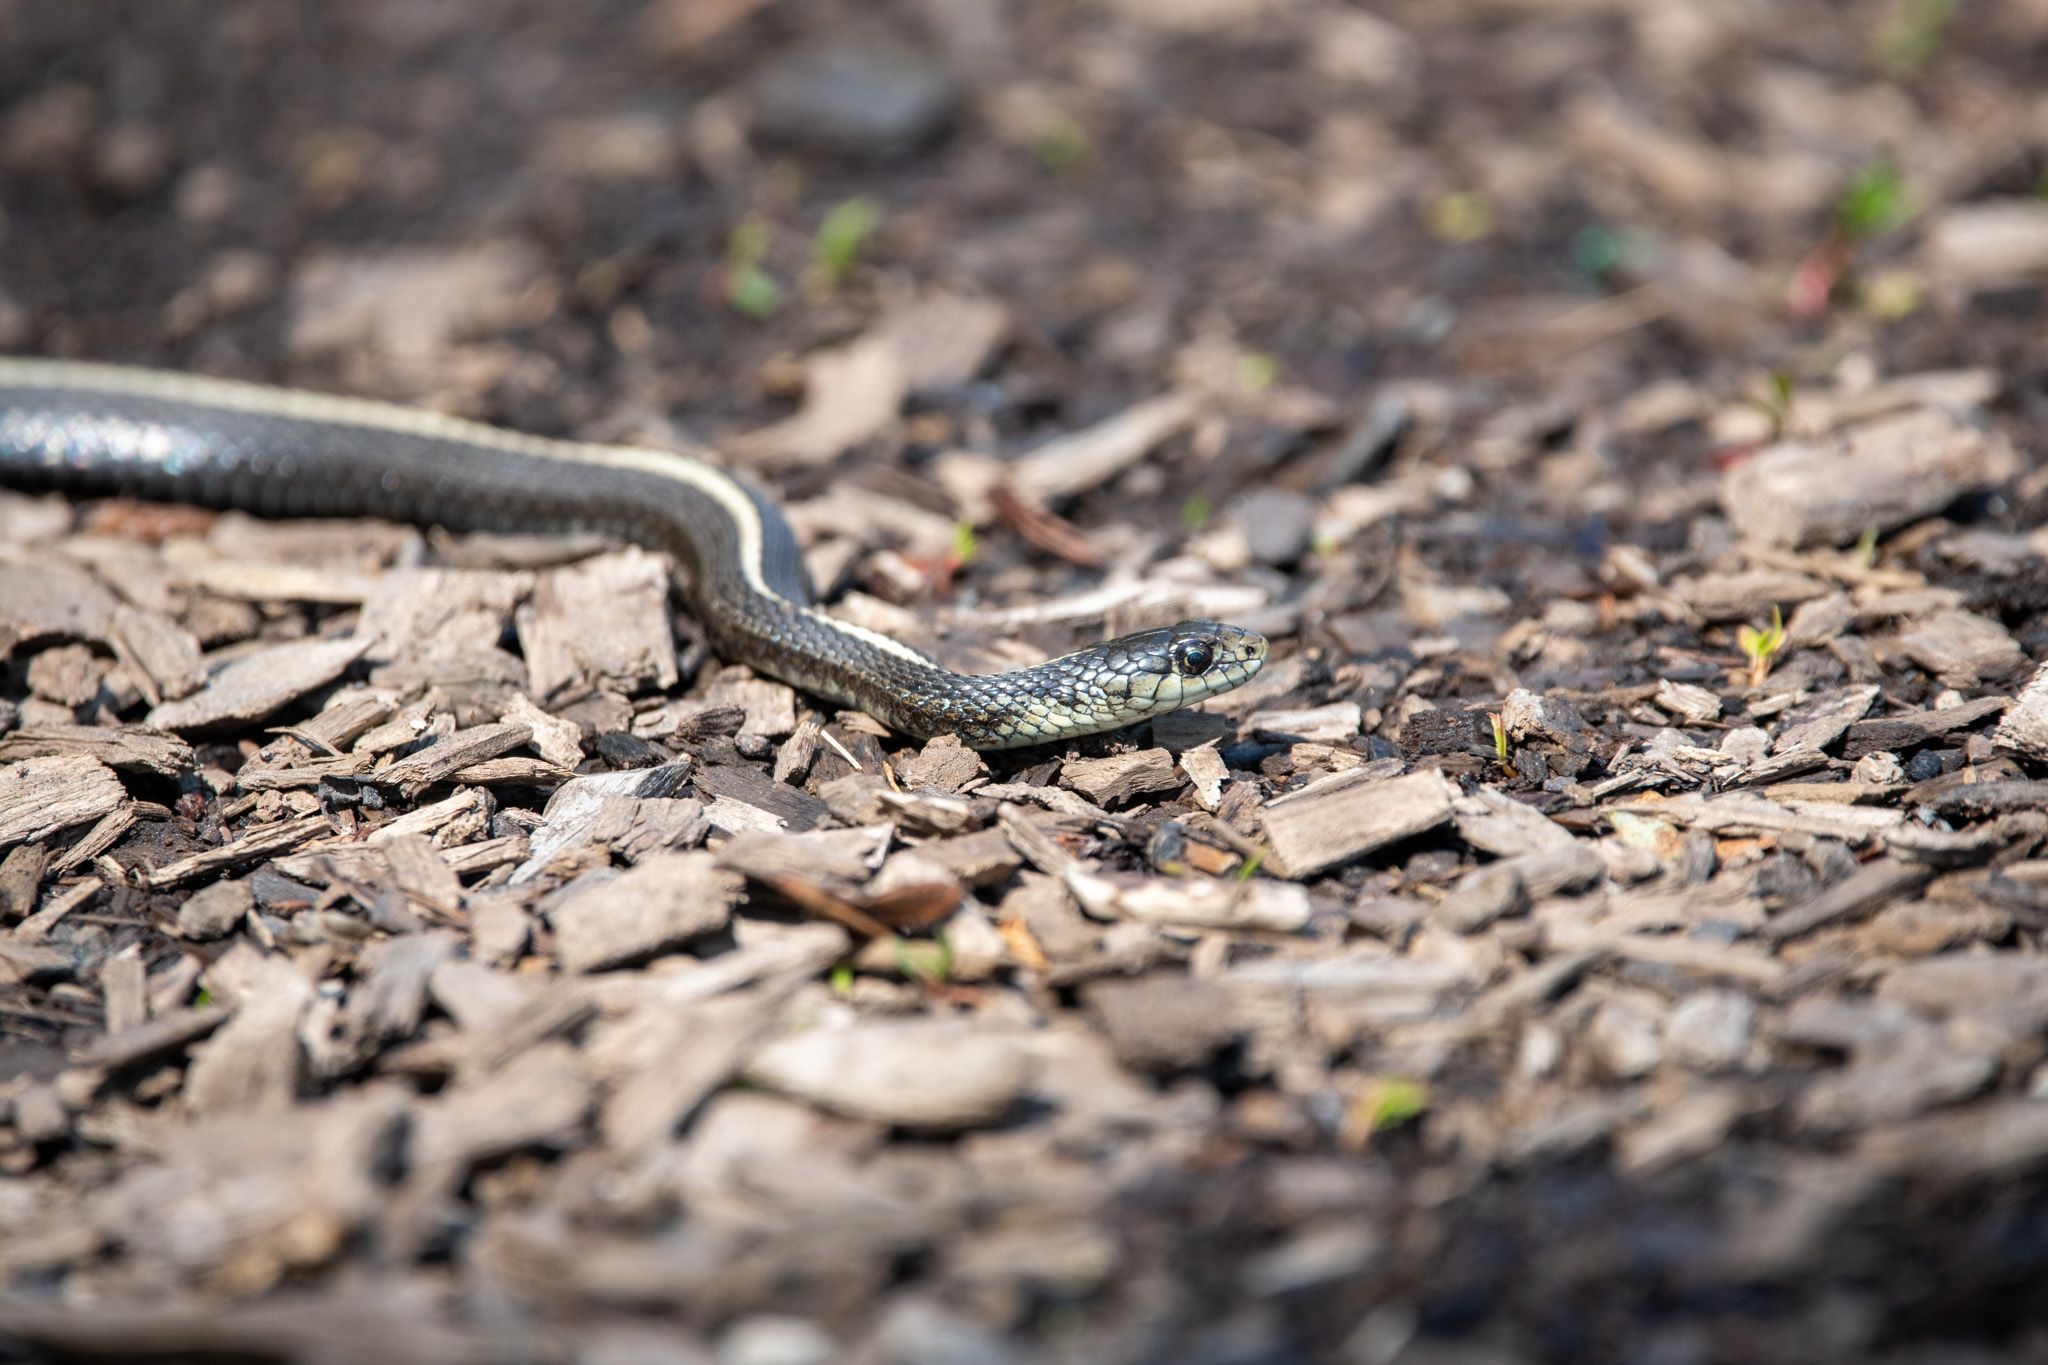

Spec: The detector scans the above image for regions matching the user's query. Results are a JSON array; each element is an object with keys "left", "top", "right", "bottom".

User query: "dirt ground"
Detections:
[{"left": 6, "top": 1, "right": 2048, "bottom": 1361}]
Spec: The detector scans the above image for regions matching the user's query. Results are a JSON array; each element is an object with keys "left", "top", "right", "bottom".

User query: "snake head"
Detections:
[{"left": 1099, "top": 619, "right": 1268, "bottom": 715}]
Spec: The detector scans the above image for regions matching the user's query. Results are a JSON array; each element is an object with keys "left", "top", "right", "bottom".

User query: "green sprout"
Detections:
[
  {"left": 1352, "top": 1077, "right": 1430, "bottom": 1137},
  {"left": 1427, "top": 191, "right": 1494, "bottom": 244},
  {"left": 1853, "top": 524, "right": 1880, "bottom": 568},
  {"left": 1182, "top": 494, "right": 1211, "bottom": 532},
  {"left": 951, "top": 520, "right": 978, "bottom": 565},
  {"left": 829, "top": 963, "right": 854, "bottom": 998},
  {"left": 1837, "top": 160, "right": 1909, "bottom": 241},
  {"left": 1234, "top": 845, "right": 1269, "bottom": 882},
  {"left": 893, "top": 934, "right": 954, "bottom": 987},
  {"left": 1571, "top": 224, "right": 1627, "bottom": 281},
  {"left": 1748, "top": 370, "right": 1796, "bottom": 436},
  {"left": 1489, "top": 711, "right": 1509, "bottom": 763},
  {"left": 1239, "top": 353, "right": 1279, "bottom": 392},
  {"left": 724, "top": 215, "right": 782, "bottom": 319},
  {"left": 1032, "top": 116, "right": 1094, "bottom": 175},
  {"left": 1738, "top": 605, "right": 1787, "bottom": 687},
  {"left": 811, "top": 196, "right": 881, "bottom": 292}
]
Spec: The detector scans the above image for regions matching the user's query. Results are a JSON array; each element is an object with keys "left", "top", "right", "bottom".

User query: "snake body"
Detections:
[{"left": 0, "top": 359, "right": 1266, "bottom": 748}]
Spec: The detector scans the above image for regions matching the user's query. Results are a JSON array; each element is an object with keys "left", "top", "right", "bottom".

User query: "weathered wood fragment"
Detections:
[
  {"left": 0, "top": 753, "right": 125, "bottom": 849},
  {"left": 1260, "top": 768, "right": 1454, "bottom": 879}
]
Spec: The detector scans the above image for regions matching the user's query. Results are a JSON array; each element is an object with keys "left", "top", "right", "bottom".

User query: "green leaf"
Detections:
[
  {"left": 1032, "top": 115, "right": 1094, "bottom": 174},
  {"left": 726, "top": 215, "right": 772, "bottom": 270},
  {"left": 1426, "top": 191, "right": 1494, "bottom": 244},
  {"left": 1571, "top": 224, "right": 1626, "bottom": 280},
  {"left": 893, "top": 934, "right": 954, "bottom": 986},
  {"left": 1240, "top": 352, "right": 1279, "bottom": 392},
  {"left": 1365, "top": 1077, "right": 1429, "bottom": 1130},
  {"left": 727, "top": 265, "right": 783, "bottom": 319},
  {"left": 1181, "top": 494, "right": 1211, "bottom": 532},
  {"left": 812, "top": 196, "right": 882, "bottom": 290},
  {"left": 952, "top": 520, "right": 978, "bottom": 565},
  {"left": 1837, "top": 161, "right": 1909, "bottom": 240}
]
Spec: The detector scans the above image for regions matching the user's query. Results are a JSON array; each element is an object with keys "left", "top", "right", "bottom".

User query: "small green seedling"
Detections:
[
  {"left": 1837, "top": 160, "right": 1909, "bottom": 241},
  {"left": 893, "top": 934, "right": 954, "bottom": 987},
  {"left": 1181, "top": 493, "right": 1211, "bottom": 532},
  {"left": 951, "top": 520, "right": 978, "bottom": 566},
  {"left": 1738, "top": 605, "right": 1787, "bottom": 687},
  {"left": 1352, "top": 1077, "right": 1430, "bottom": 1139},
  {"left": 1234, "top": 845, "right": 1269, "bottom": 882},
  {"left": 1489, "top": 711, "right": 1509, "bottom": 763},
  {"left": 1748, "top": 370, "right": 1796, "bottom": 436},
  {"left": 724, "top": 216, "right": 782, "bottom": 319},
  {"left": 1854, "top": 524, "right": 1880, "bottom": 568},
  {"left": 1239, "top": 352, "right": 1279, "bottom": 392},
  {"left": 1032, "top": 115, "right": 1094, "bottom": 174},
  {"left": 1427, "top": 191, "right": 1494, "bottom": 243},
  {"left": 811, "top": 196, "right": 881, "bottom": 292}
]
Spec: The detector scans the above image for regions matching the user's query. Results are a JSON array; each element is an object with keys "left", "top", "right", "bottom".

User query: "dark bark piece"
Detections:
[
  {"left": 348, "top": 929, "right": 460, "bottom": 1051},
  {"left": 109, "top": 602, "right": 206, "bottom": 704},
  {"left": 175, "top": 878, "right": 254, "bottom": 940},
  {"left": 1083, "top": 974, "right": 1240, "bottom": 1074},
  {"left": 516, "top": 548, "right": 678, "bottom": 702},
  {"left": 148, "top": 635, "right": 373, "bottom": 732},
  {"left": 1765, "top": 857, "right": 1934, "bottom": 941},
  {"left": 1261, "top": 768, "right": 1455, "bottom": 879},
  {"left": 0, "top": 561, "right": 120, "bottom": 654},
  {"left": 1060, "top": 749, "right": 1182, "bottom": 805},
  {"left": 26, "top": 641, "right": 103, "bottom": 706},
  {"left": 0, "top": 753, "right": 125, "bottom": 849},
  {"left": 77, "top": 1003, "right": 232, "bottom": 1071},
  {"left": 895, "top": 733, "right": 988, "bottom": 793},
  {"left": 184, "top": 943, "right": 315, "bottom": 1114},
  {"left": 1773, "top": 686, "right": 1880, "bottom": 754},
  {"left": 139, "top": 814, "right": 333, "bottom": 890},
  {"left": 0, "top": 723, "right": 196, "bottom": 776},
  {"left": 1722, "top": 408, "right": 2000, "bottom": 550},
  {"left": 717, "top": 828, "right": 873, "bottom": 892},
  {"left": 373, "top": 721, "right": 534, "bottom": 797},
  {"left": 1994, "top": 662, "right": 2048, "bottom": 762},
  {"left": 1897, "top": 610, "right": 2024, "bottom": 685},
  {"left": 98, "top": 943, "right": 148, "bottom": 1035},
  {"left": 549, "top": 851, "right": 743, "bottom": 973},
  {"left": 0, "top": 842, "right": 49, "bottom": 919},
  {"left": 694, "top": 762, "right": 831, "bottom": 832}
]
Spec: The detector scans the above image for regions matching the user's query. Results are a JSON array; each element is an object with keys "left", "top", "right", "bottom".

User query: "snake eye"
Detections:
[{"left": 1171, "top": 639, "right": 1216, "bottom": 676}]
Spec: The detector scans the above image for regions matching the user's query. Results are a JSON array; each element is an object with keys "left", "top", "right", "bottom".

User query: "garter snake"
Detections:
[{"left": 0, "top": 359, "right": 1266, "bottom": 749}]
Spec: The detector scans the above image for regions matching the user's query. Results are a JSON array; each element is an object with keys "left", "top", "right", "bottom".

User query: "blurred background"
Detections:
[{"left": 6, "top": 0, "right": 2041, "bottom": 453}]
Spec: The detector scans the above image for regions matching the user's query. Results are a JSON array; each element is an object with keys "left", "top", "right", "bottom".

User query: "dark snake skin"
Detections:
[{"left": 0, "top": 360, "right": 1267, "bottom": 748}]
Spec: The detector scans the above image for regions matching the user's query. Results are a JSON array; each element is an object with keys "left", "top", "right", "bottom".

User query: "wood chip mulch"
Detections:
[{"left": 9, "top": 3, "right": 2048, "bottom": 1362}]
